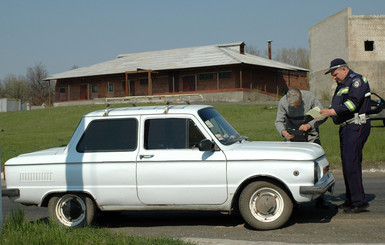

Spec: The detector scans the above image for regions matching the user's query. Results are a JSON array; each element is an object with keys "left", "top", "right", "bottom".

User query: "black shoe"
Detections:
[
  {"left": 343, "top": 203, "right": 370, "bottom": 214},
  {"left": 337, "top": 202, "right": 351, "bottom": 209}
]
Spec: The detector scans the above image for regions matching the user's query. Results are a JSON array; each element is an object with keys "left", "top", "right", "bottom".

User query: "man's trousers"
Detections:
[{"left": 339, "top": 121, "right": 371, "bottom": 207}]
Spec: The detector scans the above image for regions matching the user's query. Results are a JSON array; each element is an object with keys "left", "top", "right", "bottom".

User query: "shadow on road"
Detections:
[
  {"left": 287, "top": 199, "right": 338, "bottom": 227},
  {"left": 94, "top": 210, "right": 245, "bottom": 228},
  {"left": 285, "top": 192, "right": 377, "bottom": 228},
  {"left": 94, "top": 195, "right": 371, "bottom": 230}
]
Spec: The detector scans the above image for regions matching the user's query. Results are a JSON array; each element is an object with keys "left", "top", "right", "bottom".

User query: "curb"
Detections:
[{"left": 181, "top": 238, "right": 379, "bottom": 245}]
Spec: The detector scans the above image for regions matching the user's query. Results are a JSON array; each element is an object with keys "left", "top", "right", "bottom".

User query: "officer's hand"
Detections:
[
  {"left": 282, "top": 130, "right": 294, "bottom": 140},
  {"left": 320, "top": 108, "right": 337, "bottom": 118},
  {"left": 299, "top": 124, "right": 311, "bottom": 132}
]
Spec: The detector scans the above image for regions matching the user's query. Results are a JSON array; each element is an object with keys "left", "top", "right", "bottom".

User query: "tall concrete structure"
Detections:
[{"left": 309, "top": 7, "right": 385, "bottom": 99}]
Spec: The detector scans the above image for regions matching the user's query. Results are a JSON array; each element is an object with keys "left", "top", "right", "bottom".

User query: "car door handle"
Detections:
[{"left": 139, "top": 154, "right": 154, "bottom": 159}]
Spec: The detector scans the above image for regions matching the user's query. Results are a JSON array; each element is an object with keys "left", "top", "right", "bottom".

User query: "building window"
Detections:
[
  {"left": 59, "top": 88, "right": 66, "bottom": 93},
  {"left": 364, "top": 40, "right": 374, "bottom": 51},
  {"left": 92, "top": 85, "right": 98, "bottom": 93},
  {"left": 140, "top": 78, "right": 148, "bottom": 85},
  {"left": 108, "top": 83, "right": 114, "bottom": 92},
  {"left": 199, "top": 73, "right": 214, "bottom": 80},
  {"left": 219, "top": 71, "right": 231, "bottom": 79}
]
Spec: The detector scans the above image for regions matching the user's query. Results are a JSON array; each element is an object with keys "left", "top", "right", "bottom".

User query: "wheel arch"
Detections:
[
  {"left": 231, "top": 175, "right": 295, "bottom": 213},
  {"left": 41, "top": 191, "right": 99, "bottom": 210}
]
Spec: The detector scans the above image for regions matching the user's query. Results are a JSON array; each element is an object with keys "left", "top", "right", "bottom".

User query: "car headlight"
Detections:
[{"left": 314, "top": 159, "right": 330, "bottom": 184}]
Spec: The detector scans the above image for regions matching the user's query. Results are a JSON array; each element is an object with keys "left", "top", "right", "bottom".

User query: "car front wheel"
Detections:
[
  {"left": 48, "top": 193, "right": 96, "bottom": 227},
  {"left": 239, "top": 181, "right": 293, "bottom": 230}
]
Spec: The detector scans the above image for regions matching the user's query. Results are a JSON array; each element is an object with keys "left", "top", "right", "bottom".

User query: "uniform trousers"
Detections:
[{"left": 339, "top": 121, "right": 370, "bottom": 207}]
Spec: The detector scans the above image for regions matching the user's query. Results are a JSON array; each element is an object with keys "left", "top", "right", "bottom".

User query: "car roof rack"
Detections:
[{"left": 163, "top": 100, "right": 192, "bottom": 114}]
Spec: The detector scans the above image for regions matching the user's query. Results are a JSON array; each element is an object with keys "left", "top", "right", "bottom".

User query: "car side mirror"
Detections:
[{"left": 198, "top": 139, "right": 215, "bottom": 151}]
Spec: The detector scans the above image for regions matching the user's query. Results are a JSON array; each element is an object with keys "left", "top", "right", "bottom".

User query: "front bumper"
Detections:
[{"left": 299, "top": 173, "right": 335, "bottom": 195}]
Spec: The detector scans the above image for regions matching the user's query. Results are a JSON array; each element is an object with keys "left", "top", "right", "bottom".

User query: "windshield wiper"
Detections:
[{"left": 223, "top": 136, "right": 244, "bottom": 145}]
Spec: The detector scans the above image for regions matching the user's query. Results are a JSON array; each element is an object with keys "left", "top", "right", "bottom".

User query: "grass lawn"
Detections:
[
  {"left": 0, "top": 209, "right": 193, "bottom": 245},
  {"left": 1, "top": 103, "right": 384, "bottom": 169}
]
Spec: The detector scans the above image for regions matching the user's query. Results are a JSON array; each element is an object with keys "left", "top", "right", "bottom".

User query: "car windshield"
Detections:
[{"left": 198, "top": 107, "right": 243, "bottom": 145}]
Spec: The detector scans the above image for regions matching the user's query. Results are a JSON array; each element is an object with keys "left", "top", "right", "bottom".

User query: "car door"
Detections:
[
  {"left": 66, "top": 116, "right": 140, "bottom": 207},
  {"left": 136, "top": 114, "right": 227, "bottom": 205}
]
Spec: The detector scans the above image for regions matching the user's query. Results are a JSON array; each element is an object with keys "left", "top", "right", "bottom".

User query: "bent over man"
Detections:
[
  {"left": 321, "top": 58, "right": 371, "bottom": 213},
  {"left": 275, "top": 88, "right": 326, "bottom": 144},
  {"left": 275, "top": 88, "right": 328, "bottom": 208}
]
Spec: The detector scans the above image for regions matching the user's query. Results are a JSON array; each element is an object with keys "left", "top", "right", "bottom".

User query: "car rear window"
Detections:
[{"left": 77, "top": 118, "right": 137, "bottom": 152}]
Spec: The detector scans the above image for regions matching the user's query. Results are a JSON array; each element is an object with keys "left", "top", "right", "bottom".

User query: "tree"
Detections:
[
  {"left": 0, "top": 81, "right": 5, "bottom": 98},
  {"left": 246, "top": 45, "right": 309, "bottom": 69},
  {"left": 2, "top": 74, "right": 29, "bottom": 101},
  {"left": 274, "top": 47, "right": 309, "bottom": 69},
  {"left": 26, "top": 63, "right": 52, "bottom": 105},
  {"left": 246, "top": 46, "right": 262, "bottom": 57}
]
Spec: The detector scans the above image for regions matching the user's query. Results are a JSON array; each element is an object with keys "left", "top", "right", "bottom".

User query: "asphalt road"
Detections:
[{"left": 2, "top": 169, "right": 385, "bottom": 244}]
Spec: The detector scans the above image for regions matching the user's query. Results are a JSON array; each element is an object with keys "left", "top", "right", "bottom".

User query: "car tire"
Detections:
[
  {"left": 239, "top": 181, "right": 293, "bottom": 230},
  {"left": 48, "top": 193, "right": 96, "bottom": 227}
]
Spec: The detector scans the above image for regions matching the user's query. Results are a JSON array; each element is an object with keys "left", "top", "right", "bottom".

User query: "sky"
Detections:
[{"left": 0, "top": 0, "right": 384, "bottom": 80}]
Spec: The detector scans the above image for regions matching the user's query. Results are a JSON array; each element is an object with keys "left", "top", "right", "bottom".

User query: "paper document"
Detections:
[{"left": 305, "top": 106, "right": 324, "bottom": 119}]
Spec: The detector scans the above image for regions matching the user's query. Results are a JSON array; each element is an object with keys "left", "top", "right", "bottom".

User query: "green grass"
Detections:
[
  {"left": 1, "top": 103, "right": 384, "bottom": 169},
  {"left": 0, "top": 209, "right": 193, "bottom": 245}
]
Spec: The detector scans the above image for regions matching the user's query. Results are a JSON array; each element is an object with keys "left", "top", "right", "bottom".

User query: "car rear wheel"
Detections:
[
  {"left": 239, "top": 181, "right": 293, "bottom": 230},
  {"left": 48, "top": 193, "right": 96, "bottom": 227}
]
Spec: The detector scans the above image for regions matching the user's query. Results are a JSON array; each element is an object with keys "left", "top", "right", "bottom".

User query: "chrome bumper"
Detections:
[{"left": 300, "top": 173, "right": 335, "bottom": 195}]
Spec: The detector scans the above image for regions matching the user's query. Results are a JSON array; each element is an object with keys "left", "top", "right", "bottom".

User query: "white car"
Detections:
[{"left": 3, "top": 105, "right": 334, "bottom": 230}]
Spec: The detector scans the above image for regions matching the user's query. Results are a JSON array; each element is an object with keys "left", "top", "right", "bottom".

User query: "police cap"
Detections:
[{"left": 325, "top": 58, "right": 347, "bottom": 74}]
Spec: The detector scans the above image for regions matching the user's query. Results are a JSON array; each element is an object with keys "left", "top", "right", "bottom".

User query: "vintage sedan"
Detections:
[{"left": 3, "top": 105, "right": 334, "bottom": 230}]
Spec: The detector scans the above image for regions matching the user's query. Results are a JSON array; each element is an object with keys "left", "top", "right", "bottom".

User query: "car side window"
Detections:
[
  {"left": 144, "top": 118, "right": 205, "bottom": 150},
  {"left": 77, "top": 118, "right": 137, "bottom": 152}
]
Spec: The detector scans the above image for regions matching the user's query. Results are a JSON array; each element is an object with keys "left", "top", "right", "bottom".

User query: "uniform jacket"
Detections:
[{"left": 330, "top": 69, "right": 371, "bottom": 125}]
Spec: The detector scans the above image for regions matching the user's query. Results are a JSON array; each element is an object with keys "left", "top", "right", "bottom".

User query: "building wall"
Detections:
[
  {"left": 349, "top": 15, "right": 385, "bottom": 61},
  {"left": 308, "top": 8, "right": 350, "bottom": 99},
  {"left": 241, "top": 66, "right": 307, "bottom": 95},
  {"left": 282, "top": 70, "right": 308, "bottom": 91},
  {"left": 349, "top": 15, "right": 385, "bottom": 94},
  {"left": 55, "top": 74, "right": 127, "bottom": 102}
]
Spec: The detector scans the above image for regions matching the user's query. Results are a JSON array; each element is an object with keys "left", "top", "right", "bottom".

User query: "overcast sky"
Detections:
[{"left": 1, "top": 0, "right": 384, "bottom": 80}]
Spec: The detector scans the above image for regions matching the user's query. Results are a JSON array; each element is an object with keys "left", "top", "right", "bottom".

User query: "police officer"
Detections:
[{"left": 320, "top": 58, "right": 371, "bottom": 213}]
